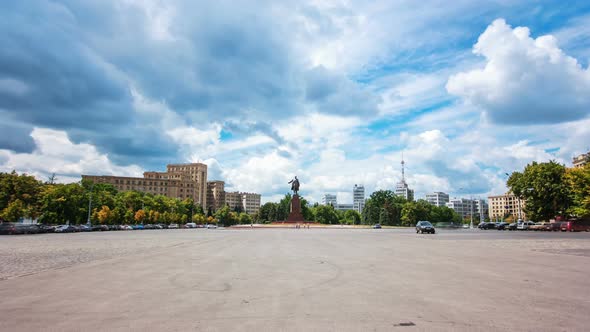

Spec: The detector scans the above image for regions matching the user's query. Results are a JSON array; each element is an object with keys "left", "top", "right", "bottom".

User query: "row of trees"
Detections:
[
  {"left": 0, "top": 171, "right": 252, "bottom": 226},
  {"left": 254, "top": 191, "right": 460, "bottom": 226},
  {"left": 361, "top": 190, "right": 462, "bottom": 226},
  {"left": 507, "top": 160, "right": 590, "bottom": 221}
]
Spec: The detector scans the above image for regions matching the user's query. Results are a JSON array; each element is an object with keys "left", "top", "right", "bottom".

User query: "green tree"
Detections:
[
  {"left": 343, "top": 210, "right": 361, "bottom": 225},
  {"left": 507, "top": 161, "right": 571, "bottom": 221},
  {"left": 565, "top": 164, "right": 590, "bottom": 217},
  {"left": 314, "top": 205, "right": 339, "bottom": 224},
  {"left": 0, "top": 199, "right": 26, "bottom": 222}
]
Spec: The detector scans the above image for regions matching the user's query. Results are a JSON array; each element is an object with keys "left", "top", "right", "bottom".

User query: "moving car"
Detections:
[
  {"left": 373, "top": 224, "right": 382, "bottom": 229},
  {"left": 416, "top": 221, "right": 435, "bottom": 234}
]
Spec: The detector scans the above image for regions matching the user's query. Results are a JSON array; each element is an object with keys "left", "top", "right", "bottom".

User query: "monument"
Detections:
[{"left": 285, "top": 176, "right": 305, "bottom": 223}]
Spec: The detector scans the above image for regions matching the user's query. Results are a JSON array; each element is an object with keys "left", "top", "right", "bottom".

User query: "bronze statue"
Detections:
[{"left": 288, "top": 176, "right": 300, "bottom": 195}]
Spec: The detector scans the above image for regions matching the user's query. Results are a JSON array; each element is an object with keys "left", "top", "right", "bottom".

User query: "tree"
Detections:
[
  {"left": 239, "top": 212, "right": 252, "bottom": 224},
  {"left": 314, "top": 205, "right": 339, "bottom": 224},
  {"left": 343, "top": 210, "right": 361, "bottom": 225},
  {"left": 507, "top": 161, "right": 571, "bottom": 221},
  {"left": 0, "top": 199, "right": 26, "bottom": 222},
  {"left": 97, "top": 205, "right": 114, "bottom": 224},
  {"left": 134, "top": 209, "right": 147, "bottom": 224},
  {"left": 565, "top": 164, "right": 590, "bottom": 217}
]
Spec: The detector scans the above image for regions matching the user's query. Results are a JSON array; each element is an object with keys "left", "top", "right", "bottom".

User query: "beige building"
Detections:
[
  {"left": 206, "top": 181, "right": 226, "bottom": 211},
  {"left": 488, "top": 192, "right": 526, "bottom": 221},
  {"left": 225, "top": 191, "right": 261, "bottom": 215},
  {"left": 573, "top": 152, "right": 589, "bottom": 168},
  {"left": 82, "top": 163, "right": 208, "bottom": 208}
]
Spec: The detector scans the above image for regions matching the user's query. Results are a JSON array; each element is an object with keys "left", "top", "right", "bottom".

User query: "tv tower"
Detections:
[{"left": 401, "top": 152, "right": 406, "bottom": 184}]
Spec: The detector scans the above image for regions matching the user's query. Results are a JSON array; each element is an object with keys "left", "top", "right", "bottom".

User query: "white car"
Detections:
[
  {"left": 206, "top": 224, "right": 218, "bottom": 229},
  {"left": 185, "top": 223, "right": 197, "bottom": 228},
  {"left": 517, "top": 221, "right": 535, "bottom": 230},
  {"left": 169, "top": 224, "right": 179, "bottom": 229}
]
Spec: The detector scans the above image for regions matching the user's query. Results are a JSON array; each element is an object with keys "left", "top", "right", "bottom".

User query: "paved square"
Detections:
[{"left": 1, "top": 229, "right": 589, "bottom": 331}]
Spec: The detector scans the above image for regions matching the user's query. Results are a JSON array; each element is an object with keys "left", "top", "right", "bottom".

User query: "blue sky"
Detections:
[{"left": 1, "top": 0, "right": 590, "bottom": 204}]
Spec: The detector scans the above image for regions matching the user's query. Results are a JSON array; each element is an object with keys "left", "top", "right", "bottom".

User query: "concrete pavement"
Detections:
[{"left": 1, "top": 228, "right": 589, "bottom": 331}]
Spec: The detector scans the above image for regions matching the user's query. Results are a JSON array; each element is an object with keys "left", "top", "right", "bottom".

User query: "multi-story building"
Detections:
[
  {"left": 488, "top": 192, "right": 526, "bottom": 221},
  {"left": 353, "top": 184, "right": 365, "bottom": 213},
  {"left": 334, "top": 203, "right": 354, "bottom": 211},
  {"left": 225, "top": 191, "right": 261, "bottom": 215},
  {"left": 573, "top": 151, "right": 589, "bottom": 168},
  {"left": 83, "top": 163, "right": 208, "bottom": 207},
  {"left": 206, "top": 181, "right": 226, "bottom": 211},
  {"left": 425, "top": 192, "right": 449, "bottom": 207},
  {"left": 446, "top": 198, "right": 476, "bottom": 219},
  {"left": 322, "top": 194, "right": 337, "bottom": 206}
]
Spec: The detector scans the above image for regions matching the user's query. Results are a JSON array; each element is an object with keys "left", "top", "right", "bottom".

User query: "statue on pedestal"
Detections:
[{"left": 288, "top": 176, "right": 300, "bottom": 195}]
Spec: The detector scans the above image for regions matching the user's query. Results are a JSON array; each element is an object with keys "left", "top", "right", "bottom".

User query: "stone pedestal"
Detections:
[{"left": 285, "top": 194, "right": 304, "bottom": 223}]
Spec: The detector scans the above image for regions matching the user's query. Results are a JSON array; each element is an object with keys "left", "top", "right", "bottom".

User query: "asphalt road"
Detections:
[{"left": 1, "top": 228, "right": 589, "bottom": 331}]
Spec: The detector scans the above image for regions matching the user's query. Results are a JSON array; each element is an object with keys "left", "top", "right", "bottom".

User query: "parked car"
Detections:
[
  {"left": 478, "top": 222, "right": 497, "bottom": 230},
  {"left": 169, "top": 224, "right": 179, "bottom": 229},
  {"left": 185, "top": 222, "right": 197, "bottom": 228},
  {"left": 507, "top": 222, "right": 518, "bottom": 231},
  {"left": 416, "top": 221, "right": 435, "bottom": 234},
  {"left": 561, "top": 219, "right": 590, "bottom": 232},
  {"left": 132, "top": 224, "right": 144, "bottom": 230},
  {"left": 79, "top": 225, "right": 92, "bottom": 232},
  {"left": 373, "top": 224, "right": 382, "bottom": 229},
  {"left": 158, "top": 224, "right": 169, "bottom": 229},
  {"left": 547, "top": 222, "right": 562, "bottom": 231},
  {"left": 55, "top": 225, "right": 77, "bottom": 233},
  {"left": 92, "top": 225, "right": 109, "bottom": 231},
  {"left": 206, "top": 224, "right": 218, "bottom": 229},
  {"left": 517, "top": 221, "right": 535, "bottom": 230},
  {"left": 496, "top": 222, "right": 510, "bottom": 230},
  {"left": 0, "top": 223, "right": 19, "bottom": 235},
  {"left": 530, "top": 222, "right": 546, "bottom": 231},
  {"left": 39, "top": 224, "right": 57, "bottom": 233}
]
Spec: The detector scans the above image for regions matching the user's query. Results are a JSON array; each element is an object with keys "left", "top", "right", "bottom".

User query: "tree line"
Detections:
[
  {"left": 0, "top": 171, "right": 253, "bottom": 226},
  {"left": 254, "top": 191, "right": 461, "bottom": 226},
  {"left": 507, "top": 160, "right": 590, "bottom": 221}
]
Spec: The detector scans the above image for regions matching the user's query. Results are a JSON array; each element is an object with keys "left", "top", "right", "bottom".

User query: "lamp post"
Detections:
[{"left": 87, "top": 183, "right": 94, "bottom": 226}]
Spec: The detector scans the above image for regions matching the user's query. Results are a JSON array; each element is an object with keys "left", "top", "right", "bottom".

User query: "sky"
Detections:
[{"left": 1, "top": 0, "right": 590, "bottom": 204}]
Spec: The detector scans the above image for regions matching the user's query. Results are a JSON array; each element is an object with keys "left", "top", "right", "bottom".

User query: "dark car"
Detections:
[
  {"left": 39, "top": 225, "right": 57, "bottom": 233},
  {"left": 0, "top": 223, "right": 19, "bottom": 235},
  {"left": 91, "top": 225, "right": 109, "bottom": 231},
  {"left": 561, "top": 219, "right": 590, "bottom": 232},
  {"left": 479, "top": 222, "right": 497, "bottom": 230},
  {"left": 373, "top": 224, "right": 382, "bottom": 229},
  {"left": 55, "top": 225, "right": 77, "bottom": 233},
  {"left": 416, "top": 221, "right": 435, "bottom": 234},
  {"left": 78, "top": 225, "right": 92, "bottom": 232},
  {"left": 507, "top": 222, "right": 518, "bottom": 231},
  {"left": 497, "top": 222, "right": 510, "bottom": 230}
]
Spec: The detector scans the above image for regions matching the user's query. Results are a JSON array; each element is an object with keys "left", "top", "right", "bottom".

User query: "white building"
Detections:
[
  {"left": 475, "top": 199, "right": 489, "bottom": 221},
  {"left": 335, "top": 203, "right": 354, "bottom": 211},
  {"left": 425, "top": 192, "right": 449, "bottom": 207},
  {"left": 353, "top": 184, "right": 365, "bottom": 213},
  {"left": 322, "top": 194, "right": 337, "bottom": 206},
  {"left": 446, "top": 198, "right": 476, "bottom": 219}
]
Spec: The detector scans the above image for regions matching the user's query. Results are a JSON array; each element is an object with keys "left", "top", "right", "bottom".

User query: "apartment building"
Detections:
[
  {"left": 425, "top": 192, "right": 449, "bottom": 207},
  {"left": 488, "top": 192, "right": 526, "bottom": 221}
]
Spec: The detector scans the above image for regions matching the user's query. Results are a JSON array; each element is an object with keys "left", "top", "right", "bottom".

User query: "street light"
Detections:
[{"left": 86, "top": 183, "right": 94, "bottom": 226}]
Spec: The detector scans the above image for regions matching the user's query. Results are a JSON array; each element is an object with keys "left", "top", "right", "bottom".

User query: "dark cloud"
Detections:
[{"left": 0, "top": 117, "right": 35, "bottom": 153}]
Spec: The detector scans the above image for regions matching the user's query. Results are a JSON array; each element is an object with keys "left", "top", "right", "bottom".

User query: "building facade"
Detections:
[
  {"left": 446, "top": 198, "right": 476, "bottom": 219},
  {"left": 353, "top": 184, "right": 365, "bottom": 213},
  {"left": 225, "top": 191, "right": 261, "bottom": 215},
  {"left": 573, "top": 151, "right": 589, "bottom": 168},
  {"left": 335, "top": 203, "right": 354, "bottom": 211},
  {"left": 425, "top": 192, "right": 449, "bottom": 207},
  {"left": 488, "top": 192, "right": 526, "bottom": 221},
  {"left": 206, "top": 181, "right": 226, "bottom": 211},
  {"left": 322, "top": 194, "right": 337, "bottom": 206},
  {"left": 83, "top": 163, "right": 208, "bottom": 207}
]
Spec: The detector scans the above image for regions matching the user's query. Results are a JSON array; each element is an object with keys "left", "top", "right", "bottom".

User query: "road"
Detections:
[{"left": 1, "top": 228, "right": 589, "bottom": 331}]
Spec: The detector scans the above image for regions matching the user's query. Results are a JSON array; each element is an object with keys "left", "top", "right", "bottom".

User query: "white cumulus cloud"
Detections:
[{"left": 447, "top": 19, "right": 590, "bottom": 125}]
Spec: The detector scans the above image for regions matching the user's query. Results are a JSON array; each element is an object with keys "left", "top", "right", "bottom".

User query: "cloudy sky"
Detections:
[{"left": 1, "top": 1, "right": 590, "bottom": 204}]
